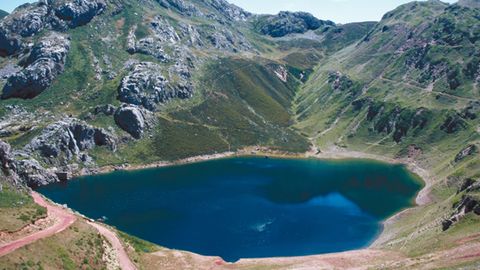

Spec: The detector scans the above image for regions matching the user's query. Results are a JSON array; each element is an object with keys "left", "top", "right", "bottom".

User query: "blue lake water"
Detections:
[{"left": 37, "top": 157, "right": 422, "bottom": 262}]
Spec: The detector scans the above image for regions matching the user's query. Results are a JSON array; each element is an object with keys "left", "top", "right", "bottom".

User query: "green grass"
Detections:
[
  {"left": 0, "top": 221, "right": 107, "bottom": 270},
  {"left": 0, "top": 185, "right": 47, "bottom": 232},
  {"left": 119, "top": 231, "right": 159, "bottom": 253}
]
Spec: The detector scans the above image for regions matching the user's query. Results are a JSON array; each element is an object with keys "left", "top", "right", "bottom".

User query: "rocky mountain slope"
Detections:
[
  {"left": 0, "top": 0, "right": 480, "bottom": 268},
  {"left": 0, "top": 10, "right": 7, "bottom": 20}
]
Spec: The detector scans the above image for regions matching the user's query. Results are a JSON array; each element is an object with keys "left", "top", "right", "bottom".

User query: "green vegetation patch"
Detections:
[{"left": 0, "top": 186, "right": 46, "bottom": 232}]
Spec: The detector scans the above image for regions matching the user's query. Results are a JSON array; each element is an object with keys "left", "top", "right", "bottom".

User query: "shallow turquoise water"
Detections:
[{"left": 37, "top": 157, "right": 422, "bottom": 262}]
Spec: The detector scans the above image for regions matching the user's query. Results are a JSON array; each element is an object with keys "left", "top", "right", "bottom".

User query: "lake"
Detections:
[{"left": 37, "top": 157, "right": 423, "bottom": 262}]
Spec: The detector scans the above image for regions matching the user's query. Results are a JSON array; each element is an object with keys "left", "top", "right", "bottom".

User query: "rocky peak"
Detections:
[
  {"left": 157, "top": 0, "right": 203, "bottom": 17},
  {"left": 457, "top": 0, "right": 480, "bottom": 9},
  {"left": 204, "top": 0, "right": 251, "bottom": 21}
]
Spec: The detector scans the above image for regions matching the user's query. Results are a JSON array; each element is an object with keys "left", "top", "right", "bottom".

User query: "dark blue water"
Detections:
[{"left": 37, "top": 157, "right": 422, "bottom": 262}]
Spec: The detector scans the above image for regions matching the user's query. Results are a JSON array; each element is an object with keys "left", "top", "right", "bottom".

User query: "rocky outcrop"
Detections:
[
  {"left": 328, "top": 71, "right": 354, "bottom": 91},
  {"left": 366, "top": 104, "right": 431, "bottom": 142},
  {"left": 0, "top": 140, "right": 15, "bottom": 176},
  {"left": 1, "top": 33, "right": 70, "bottom": 99},
  {"left": 94, "top": 104, "right": 116, "bottom": 116},
  {"left": 119, "top": 62, "right": 193, "bottom": 111},
  {"left": 0, "top": 3, "right": 50, "bottom": 56},
  {"left": 157, "top": 0, "right": 202, "bottom": 17},
  {"left": 256, "top": 11, "right": 335, "bottom": 38},
  {"left": 455, "top": 145, "right": 478, "bottom": 162},
  {"left": 149, "top": 16, "right": 180, "bottom": 44},
  {"left": 0, "top": 140, "right": 58, "bottom": 187},
  {"left": 206, "top": 0, "right": 251, "bottom": 21},
  {"left": 178, "top": 23, "right": 203, "bottom": 46},
  {"left": 14, "top": 158, "right": 59, "bottom": 187},
  {"left": 206, "top": 28, "right": 252, "bottom": 52},
  {"left": 25, "top": 118, "right": 116, "bottom": 166},
  {"left": 129, "top": 37, "right": 171, "bottom": 62},
  {"left": 114, "top": 105, "right": 146, "bottom": 139},
  {"left": 271, "top": 65, "right": 288, "bottom": 82},
  {"left": 0, "top": 0, "right": 105, "bottom": 57},
  {"left": 442, "top": 179, "right": 480, "bottom": 231},
  {"left": 52, "top": 0, "right": 106, "bottom": 28},
  {"left": 461, "top": 101, "right": 480, "bottom": 120},
  {"left": 441, "top": 113, "right": 467, "bottom": 134},
  {"left": 127, "top": 18, "right": 177, "bottom": 62}
]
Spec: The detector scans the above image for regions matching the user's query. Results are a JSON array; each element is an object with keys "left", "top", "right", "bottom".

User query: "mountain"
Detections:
[
  {"left": 0, "top": 9, "right": 7, "bottom": 19},
  {"left": 0, "top": 0, "right": 480, "bottom": 269}
]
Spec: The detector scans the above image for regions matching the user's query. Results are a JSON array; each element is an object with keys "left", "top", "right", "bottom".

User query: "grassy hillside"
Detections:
[
  {"left": 295, "top": 0, "right": 480, "bottom": 255},
  {"left": 0, "top": 184, "right": 46, "bottom": 232}
]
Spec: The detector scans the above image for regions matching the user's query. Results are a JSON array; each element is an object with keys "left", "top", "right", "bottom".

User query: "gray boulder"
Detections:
[
  {"left": 114, "top": 105, "right": 146, "bottom": 139},
  {"left": 1, "top": 33, "right": 70, "bottom": 99},
  {"left": 25, "top": 118, "right": 116, "bottom": 166}
]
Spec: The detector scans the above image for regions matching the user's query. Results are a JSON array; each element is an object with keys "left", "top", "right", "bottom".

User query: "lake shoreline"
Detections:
[{"left": 67, "top": 145, "right": 432, "bottom": 257}]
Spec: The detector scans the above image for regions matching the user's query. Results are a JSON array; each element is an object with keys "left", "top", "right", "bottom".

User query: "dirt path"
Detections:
[
  {"left": 88, "top": 221, "right": 137, "bottom": 270},
  {"left": 0, "top": 192, "right": 76, "bottom": 257}
]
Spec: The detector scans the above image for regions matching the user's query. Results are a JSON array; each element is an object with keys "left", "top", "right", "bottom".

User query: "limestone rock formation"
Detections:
[
  {"left": 157, "top": 0, "right": 202, "bottom": 17},
  {"left": 0, "top": 0, "right": 105, "bottom": 56},
  {"left": 1, "top": 33, "right": 70, "bottom": 99},
  {"left": 206, "top": 0, "right": 251, "bottom": 21},
  {"left": 119, "top": 62, "right": 193, "bottom": 111},
  {"left": 0, "top": 3, "right": 49, "bottom": 56},
  {"left": 25, "top": 118, "right": 116, "bottom": 166},
  {"left": 0, "top": 140, "right": 58, "bottom": 187},
  {"left": 442, "top": 179, "right": 480, "bottom": 231},
  {"left": 14, "top": 158, "right": 59, "bottom": 186},
  {"left": 455, "top": 145, "right": 478, "bottom": 162}
]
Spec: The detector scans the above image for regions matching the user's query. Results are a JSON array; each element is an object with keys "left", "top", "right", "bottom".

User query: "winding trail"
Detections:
[
  {"left": 88, "top": 221, "right": 137, "bottom": 270},
  {"left": 0, "top": 192, "right": 76, "bottom": 257}
]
